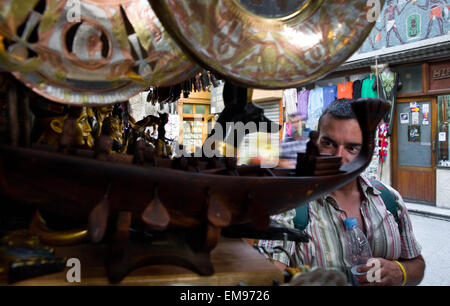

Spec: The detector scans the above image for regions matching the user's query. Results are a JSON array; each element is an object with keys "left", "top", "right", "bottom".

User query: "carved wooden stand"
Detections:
[{"left": 106, "top": 211, "right": 225, "bottom": 283}]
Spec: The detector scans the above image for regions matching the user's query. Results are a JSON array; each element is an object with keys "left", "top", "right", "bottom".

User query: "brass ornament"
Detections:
[
  {"left": 29, "top": 211, "right": 88, "bottom": 246},
  {"left": 31, "top": 103, "right": 94, "bottom": 149},
  {"left": 0, "top": 0, "right": 199, "bottom": 105},
  {"left": 150, "top": 0, "right": 384, "bottom": 89}
]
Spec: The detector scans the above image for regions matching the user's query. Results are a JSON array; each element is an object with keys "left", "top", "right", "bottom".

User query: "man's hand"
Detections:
[{"left": 355, "top": 258, "right": 403, "bottom": 286}]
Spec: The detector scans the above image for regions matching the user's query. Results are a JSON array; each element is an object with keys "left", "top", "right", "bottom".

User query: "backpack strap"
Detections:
[
  {"left": 293, "top": 179, "right": 401, "bottom": 234},
  {"left": 293, "top": 204, "right": 309, "bottom": 231},
  {"left": 369, "top": 179, "right": 402, "bottom": 234}
]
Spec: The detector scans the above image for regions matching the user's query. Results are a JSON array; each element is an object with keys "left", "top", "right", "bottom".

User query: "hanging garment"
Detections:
[
  {"left": 377, "top": 70, "right": 401, "bottom": 105},
  {"left": 170, "top": 84, "right": 182, "bottom": 102},
  {"left": 322, "top": 85, "right": 337, "bottom": 111},
  {"left": 210, "top": 73, "right": 220, "bottom": 87},
  {"left": 378, "top": 123, "right": 389, "bottom": 163},
  {"left": 201, "top": 70, "right": 210, "bottom": 91},
  {"left": 297, "top": 88, "right": 309, "bottom": 120},
  {"left": 182, "top": 79, "right": 191, "bottom": 98},
  {"left": 283, "top": 88, "right": 298, "bottom": 118},
  {"left": 306, "top": 87, "right": 324, "bottom": 130},
  {"left": 337, "top": 81, "right": 353, "bottom": 99},
  {"left": 284, "top": 121, "right": 292, "bottom": 138},
  {"left": 194, "top": 74, "right": 201, "bottom": 92},
  {"left": 361, "top": 74, "right": 378, "bottom": 98},
  {"left": 352, "top": 79, "right": 362, "bottom": 99},
  {"left": 376, "top": 70, "right": 402, "bottom": 132}
]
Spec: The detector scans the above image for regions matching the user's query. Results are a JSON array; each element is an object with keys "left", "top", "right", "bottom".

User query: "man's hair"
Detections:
[{"left": 318, "top": 99, "right": 357, "bottom": 132}]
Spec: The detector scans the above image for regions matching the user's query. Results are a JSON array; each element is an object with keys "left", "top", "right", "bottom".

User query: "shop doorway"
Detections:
[{"left": 392, "top": 97, "right": 437, "bottom": 205}]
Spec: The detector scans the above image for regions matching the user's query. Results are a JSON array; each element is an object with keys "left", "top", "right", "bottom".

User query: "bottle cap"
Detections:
[{"left": 344, "top": 217, "right": 357, "bottom": 229}]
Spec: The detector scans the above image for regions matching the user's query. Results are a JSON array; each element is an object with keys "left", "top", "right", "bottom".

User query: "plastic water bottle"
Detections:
[{"left": 344, "top": 217, "right": 372, "bottom": 285}]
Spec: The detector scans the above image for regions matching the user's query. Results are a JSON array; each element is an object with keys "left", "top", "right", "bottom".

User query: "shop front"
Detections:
[
  {"left": 317, "top": 0, "right": 450, "bottom": 206},
  {"left": 324, "top": 61, "right": 450, "bottom": 206},
  {"left": 178, "top": 90, "right": 213, "bottom": 154},
  {"left": 281, "top": 58, "right": 450, "bottom": 206},
  {"left": 432, "top": 61, "right": 450, "bottom": 208},
  {"left": 392, "top": 93, "right": 436, "bottom": 205},
  {"left": 391, "top": 60, "right": 450, "bottom": 206}
]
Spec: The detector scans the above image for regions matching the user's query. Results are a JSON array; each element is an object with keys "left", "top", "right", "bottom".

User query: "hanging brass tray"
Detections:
[
  {"left": 149, "top": 0, "right": 384, "bottom": 89},
  {"left": 0, "top": 0, "right": 199, "bottom": 105}
]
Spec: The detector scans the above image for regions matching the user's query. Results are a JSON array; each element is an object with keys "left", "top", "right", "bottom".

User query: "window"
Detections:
[
  {"left": 183, "top": 104, "right": 193, "bottom": 114},
  {"left": 438, "top": 95, "right": 450, "bottom": 167},
  {"left": 182, "top": 104, "right": 209, "bottom": 115},
  {"left": 195, "top": 105, "right": 206, "bottom": 114},
  {"left": 394, "top": 65, "right": 423, "bottom": 94}
]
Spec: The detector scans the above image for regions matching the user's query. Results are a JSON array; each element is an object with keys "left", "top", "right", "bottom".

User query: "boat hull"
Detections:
[{"left": 0, "top": 99, "right": 390, "bottom": 230}]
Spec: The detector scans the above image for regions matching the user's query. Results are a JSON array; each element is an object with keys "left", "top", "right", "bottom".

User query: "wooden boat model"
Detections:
[
  {"left": 0, "top": 0, "right": 389, "bottom": 283},
  {"left": 0, "top": 98, "right": 390, "bottom": 282}
]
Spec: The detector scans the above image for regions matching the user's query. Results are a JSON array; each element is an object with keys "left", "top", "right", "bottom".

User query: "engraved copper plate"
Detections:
[
  {"left": 0, "top": 0, "right": 199, "bottom": 105},
  {"left": 150, "top": 0, "right": 384, "bottom": 89},
  {"left": 12, "top": 71, "right": 146, "bottom": 106}
]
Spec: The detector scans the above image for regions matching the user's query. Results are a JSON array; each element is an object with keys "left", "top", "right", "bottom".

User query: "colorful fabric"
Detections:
[
  {"left": 306, "top": 87, "right": 324, "bottom": 130},
  {"left": 284, "top": 122, "right": 292, "bottom": 138},
  {"left": 283, "top": 88, "right": 298, "bottom": 118},
  {"left": 337, "top": 82, "right": 353, "bottom": 99},
  {"left": 322, "top": 85, "right": 337, "bottom": 111},
  {"left": 361, "top": 75, "right": 378, "bottom": 98},
  {"left": 352, "top": 79, "right": 362, "bottom": 99},
  {"left": 297, "top": 89, "right": 310, "bottom": 120},
  {"left": 258, "top": 176, "right": 422, "bottom": 283},
  {"left": 378, "top": 123, "right": 389, "bottom": 163}
]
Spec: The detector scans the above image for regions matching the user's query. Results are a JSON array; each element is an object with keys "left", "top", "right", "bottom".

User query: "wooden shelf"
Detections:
[{"left": 6, "top": 238, "right": 283, "bottom": 286}]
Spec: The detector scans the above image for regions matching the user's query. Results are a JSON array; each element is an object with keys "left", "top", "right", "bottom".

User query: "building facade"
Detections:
[{"left": 332, "top": 0, "right": 450, "bottom": 207}]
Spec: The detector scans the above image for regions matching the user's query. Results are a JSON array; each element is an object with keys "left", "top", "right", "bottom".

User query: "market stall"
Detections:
[{"left": 0, "top": 0, "right": 388, "bottom": 286}]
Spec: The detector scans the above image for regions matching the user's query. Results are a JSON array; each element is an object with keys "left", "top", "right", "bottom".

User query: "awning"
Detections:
[{"left": 337, "top": 38, "right": 450, "bottom": 72}]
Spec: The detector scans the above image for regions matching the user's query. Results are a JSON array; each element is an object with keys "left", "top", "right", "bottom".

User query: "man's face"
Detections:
[
  {"left": 290, "top": 115, "right": 302, "bottom": 138},
  {"left": 317, "top": 114, "right": 362, "bottom": 165},
  {"left": 290, "top": 115, "right": 301, "bottom": 130}
]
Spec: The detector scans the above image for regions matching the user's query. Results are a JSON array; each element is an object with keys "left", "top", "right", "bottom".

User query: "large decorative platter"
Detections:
[
  {"left": 0, "top": 0, "right": 199, "bottom": 105},
  {"left": 150, "top": 0, "right": 384, "bottom": 89},
  {"left": 11, "top": 71, "right": 146, "bottom": 106}
]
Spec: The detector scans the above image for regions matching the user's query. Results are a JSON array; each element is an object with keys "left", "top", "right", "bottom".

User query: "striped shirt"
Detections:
[{"left": 258, "top": 176, "right": 422, "bottom": 281}]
